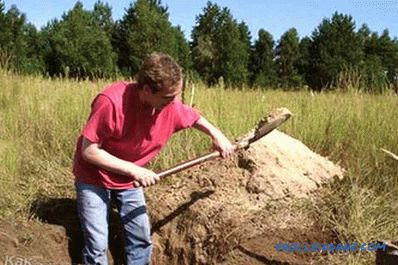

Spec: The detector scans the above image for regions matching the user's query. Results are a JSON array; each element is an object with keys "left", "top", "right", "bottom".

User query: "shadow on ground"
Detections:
[{"left": 29, "top": 190, "right": 214, "bottom": 264}]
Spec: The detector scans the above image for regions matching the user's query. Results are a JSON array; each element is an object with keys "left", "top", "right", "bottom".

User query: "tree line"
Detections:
[{"left": 1, "top": 0, "right": 397, "bottom": 91}]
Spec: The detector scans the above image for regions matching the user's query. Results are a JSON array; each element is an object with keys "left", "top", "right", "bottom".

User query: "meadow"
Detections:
[{"left": 0, "top": 69, "right": 397, "bottom": 264}]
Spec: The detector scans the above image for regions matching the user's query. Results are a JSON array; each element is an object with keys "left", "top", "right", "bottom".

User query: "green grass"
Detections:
[{"left": 0, "top": 69, "right": 397, "bottom": 264}]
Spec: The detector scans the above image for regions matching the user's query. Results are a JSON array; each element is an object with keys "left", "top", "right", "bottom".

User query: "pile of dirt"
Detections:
[
  {"left": 0, "top": 130, "right": 344, "bottom": 265},
  {"left": 243, "top": 130, "right": 343, "bottom": 199},
  {"left": 147, "top": 129, "right": 344, "bottom": 265}
]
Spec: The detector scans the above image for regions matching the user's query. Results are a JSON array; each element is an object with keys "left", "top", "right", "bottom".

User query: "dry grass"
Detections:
[{"left": 0, "top": 70, "right": 397, "bottom": 264}]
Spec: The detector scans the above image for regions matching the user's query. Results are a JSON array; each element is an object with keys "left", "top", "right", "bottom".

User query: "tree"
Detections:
[
  {"left": 239, "top": 22, "right": 251, "bottom": 54},
  {"left": 0, "top": 3, "right": 44, "bottom": 73},
  {"left": 20, "top": 23, "right": 46, "bottom": 74},
  {"left": 237, "top": 21, "right": 251, "bottom": 83},
  {"left": 190, "top": 2, "right": 220, "bottom": 85},
  {"left": 0, "top": 1, "right": 9, "bottom": 54},
  {"left": 216, "top": 10, "right": 250, "bottom": 85},
  {"left": 275, "top": 28, "right": 303, "bottom": 88},
  {"left": 356, "top": 25, "right": 386, "bottom": 91},
  {"left": 191, "top": 2, "right": 250, "bottom": 86},
  {"left": 355, "top": 24, "right": 398, "bottom": 92},
  {"left": 373, "top": 30, "right": 398, "bottom": 89},
  {"left": 93, "top": 0, "right": 114, "bottom": 38},
  {"left": 0, "top": 2, "right": 19, "bottom": 68},
  {"left": 309, "top": 12, "right": 363, "bottom": 89},
  {"left": 172, "top": 26, "right": 192, "bottom": 72},
  {"left": 250, "top": 29, "right": 277, "bottom": 87},
  {"left": 42, "top": 1, "right": 117, "bottom": 78},
  {"left": 114, "top": 0, "right": 191, "bottom": 76},
  {"left": 297, "top": 36, "right": 312, "bottom": 87}
]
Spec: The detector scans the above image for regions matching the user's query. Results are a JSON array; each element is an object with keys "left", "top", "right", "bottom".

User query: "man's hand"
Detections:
[
  {"left": 211, "top": 132, "right": 235, "bottom": 158},
  {"left": 193, "top": 116, "right": 235, "bottom": 158},
  {"left": 129, "top": 166, "right": 160, "bottom": 187}
]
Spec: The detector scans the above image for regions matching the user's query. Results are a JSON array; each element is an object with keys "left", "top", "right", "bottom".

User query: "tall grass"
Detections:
[{"left": 0, "top": 70, "right": 397, "bottom": 264}]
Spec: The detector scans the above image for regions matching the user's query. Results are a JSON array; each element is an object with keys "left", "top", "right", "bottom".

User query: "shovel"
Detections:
[{"left": 134, "top": 108, "right": 292, "bottom": 187}]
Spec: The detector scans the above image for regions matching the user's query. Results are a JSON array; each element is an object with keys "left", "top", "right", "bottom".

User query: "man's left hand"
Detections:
[{"left": 212, "top": 133, "right": 235, "bottom": 158}]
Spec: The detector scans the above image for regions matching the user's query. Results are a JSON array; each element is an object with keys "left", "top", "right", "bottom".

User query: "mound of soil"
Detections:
[
  {"left": 0, "top": 130, "right": 344, "bottom": 265},
  {"left": 243, "top": 130, "right": 343, "bottom": 199}
]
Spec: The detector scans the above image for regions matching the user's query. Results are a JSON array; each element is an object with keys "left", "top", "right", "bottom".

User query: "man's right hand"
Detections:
[{"left": 130, "top": 167, "right": 160, "bottom": 187}]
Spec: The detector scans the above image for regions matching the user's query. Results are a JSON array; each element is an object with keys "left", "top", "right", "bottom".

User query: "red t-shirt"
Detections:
[{"left": 72, "top": 81, "right": 200, "bottom": 189}]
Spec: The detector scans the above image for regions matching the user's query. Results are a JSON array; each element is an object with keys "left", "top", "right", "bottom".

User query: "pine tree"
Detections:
[
  {"left": 93, "top": 0, "right": 114, "bottom": 38},
  {"left": 0, "top": 4, "right": 24, "bottom": 69},
  {"left": 0, "top": 3, "right": 44, "bottom": 73},
  {"left": 42, "top": 1, "right": 117, "bottom": 78},
  {"left": 0, "top": 1, "right": 9, "bottom": 53},
  {"left": 191, "top": 2, "right": 250, "bottom": 86},
  {"left": 374, "top": 30, "right": 398, "bottom": 89},
  {"left": 20, "top": 23, "right": 46, "bottom": 74},
  {"left": 297, "top": 36, "right": 312, "bottom": 88},
  {"left": 356, "top": 25, "right": 385, "bottom": 91},
  {"left": 250, "top": 29, "right": 277, "bottom": 87},
  {"left": 275, "top": 28, "right": 303, "bottom": 88},
  {"left": 191, "top": 2, "right": 220, "bottom": 85},
  {"left": 115, "top": 0, "right": 191, "bottom": 77},
  {"left": 172, "top": 26, "right": 192, "bottom": 71},
  {"left": 310, "top": 12, "right": 363, "bottom": 89}
]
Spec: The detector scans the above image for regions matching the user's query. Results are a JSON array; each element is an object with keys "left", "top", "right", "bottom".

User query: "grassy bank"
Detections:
[{"left": 0, "top": 70, "right": 397, "bottom": 264}]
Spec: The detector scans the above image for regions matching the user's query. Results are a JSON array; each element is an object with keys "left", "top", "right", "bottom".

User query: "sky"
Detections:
[{"left": 3, "top": 0, "right": 398, "bottom": 41}]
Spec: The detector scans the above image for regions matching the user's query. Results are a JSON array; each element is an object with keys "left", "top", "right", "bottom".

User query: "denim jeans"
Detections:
[{"left": 75, "top": 181, "right": 152, "bottom": 265}]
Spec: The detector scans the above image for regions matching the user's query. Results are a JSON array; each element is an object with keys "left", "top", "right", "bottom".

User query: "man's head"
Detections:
[{"left": 136, "top": 53, "right": 183, "bottom": 110}]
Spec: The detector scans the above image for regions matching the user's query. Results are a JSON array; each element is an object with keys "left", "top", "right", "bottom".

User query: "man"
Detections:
[{"left": 72, "top": 52, "right": 234, "bottom": 265}]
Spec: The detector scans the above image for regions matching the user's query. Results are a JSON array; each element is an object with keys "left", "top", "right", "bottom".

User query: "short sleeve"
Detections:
[
  {"left": 173, "top": 99, "right": 201, "bottom": 132},
  {"left": 81, "top": 94, "right": 115, "bottom": 143}
]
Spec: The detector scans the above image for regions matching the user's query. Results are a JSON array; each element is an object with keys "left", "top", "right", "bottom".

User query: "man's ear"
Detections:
[{"left": 142, "top": 84, "right": 152, "bottom": 95}]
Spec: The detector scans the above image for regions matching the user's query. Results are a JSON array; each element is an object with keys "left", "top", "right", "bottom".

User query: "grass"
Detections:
[{"left": 0, "top": 69, "right": 397, "bottom": 264}]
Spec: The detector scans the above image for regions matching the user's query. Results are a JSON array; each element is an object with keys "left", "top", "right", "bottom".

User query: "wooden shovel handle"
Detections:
[{"left": 132, "top": 148, "right": 230, "bottom": 187}]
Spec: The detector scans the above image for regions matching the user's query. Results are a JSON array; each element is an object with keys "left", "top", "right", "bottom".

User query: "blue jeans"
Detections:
[{"left": 75, "top": 181, "right": 152, "bottom": 265}]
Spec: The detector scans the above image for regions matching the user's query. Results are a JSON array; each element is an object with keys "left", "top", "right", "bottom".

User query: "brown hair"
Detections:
[{"left": 136, "top": 52, "right": 182, "bottom": 93}]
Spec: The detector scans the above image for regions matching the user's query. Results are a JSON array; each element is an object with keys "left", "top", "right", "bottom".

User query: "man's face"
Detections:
[{"left": 143, "top": 79, "right": 182, "bottom": 110}]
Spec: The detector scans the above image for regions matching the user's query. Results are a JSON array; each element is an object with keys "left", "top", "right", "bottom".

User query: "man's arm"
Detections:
[
  {"left": 193, "top": 116, "right": 235, "bottom": 158},
  {"left": 81, "top": 137, "right": 159, "bottom": 187}
]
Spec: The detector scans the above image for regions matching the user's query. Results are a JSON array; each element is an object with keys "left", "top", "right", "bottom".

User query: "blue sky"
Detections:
[{"left": 4, "top": 0, "right": 398, "bottom": 41}]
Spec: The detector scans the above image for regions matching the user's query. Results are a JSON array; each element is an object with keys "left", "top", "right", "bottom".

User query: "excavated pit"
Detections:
[{"left": 0, "top": 130, "right": 344, "bottom": 265}]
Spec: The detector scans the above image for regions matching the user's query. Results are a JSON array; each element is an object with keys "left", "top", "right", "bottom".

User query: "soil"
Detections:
[{"left": 0, "top": 130, "right": 344, "bottom": 265}]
